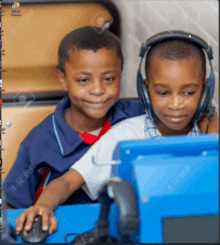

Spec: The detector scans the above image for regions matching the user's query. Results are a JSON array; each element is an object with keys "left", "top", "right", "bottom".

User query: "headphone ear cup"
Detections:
[
  {"left": 141, "top": 83, "right": 156, "bottom": 119},
  {"left": 194, "top": 85, "right": 211, "bottom": 121},
  {"left": 140, "top": 82, "right": 149, "bottom": 110},
  {"left": 137, "top": 70, "right": 154, "bottom": 117}
]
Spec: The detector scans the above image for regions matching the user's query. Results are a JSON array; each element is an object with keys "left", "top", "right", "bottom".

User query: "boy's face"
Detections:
[
  {"left": 58, "top": 48, "right": 121, "bottom": 120},
  {"left": 146, "top": 57, "right": 204, "bottom": 135}
]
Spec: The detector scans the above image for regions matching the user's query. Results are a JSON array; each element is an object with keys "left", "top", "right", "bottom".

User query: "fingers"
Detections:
[
  {"left": 49, "top": 214, "right": 58, "bottom": 234},
  {"left": 16, "top": 208, "right": 37, "bottom": 234},
  {"left": 16, "top": 212, "right": 28, "bottom": 234},
  {"left": 15, "top": 205, "right": 55, "bottom": 235},
  {"left": 41, "top": 211, "right": 50, "bottom": 231},
  {"left": 24, "top": 212, "right": 37, "bottom": 231}
]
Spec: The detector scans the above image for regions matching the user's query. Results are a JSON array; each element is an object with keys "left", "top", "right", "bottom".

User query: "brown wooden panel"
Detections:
[
  {"left": 2, "top": 3, "right": 113, "bottom": 94},
  {"left": 2, "top": 106, "right": 56, "bottom": 181}
]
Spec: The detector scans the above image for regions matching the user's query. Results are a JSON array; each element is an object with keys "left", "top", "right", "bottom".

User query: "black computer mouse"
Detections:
[{"left": 21, "top": 216, "right": 50, "bottom": 243}]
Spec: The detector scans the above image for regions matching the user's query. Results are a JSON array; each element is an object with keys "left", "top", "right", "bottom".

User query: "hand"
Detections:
[{"left": 16, "top": 204, "right": 58, "bottom": 235}]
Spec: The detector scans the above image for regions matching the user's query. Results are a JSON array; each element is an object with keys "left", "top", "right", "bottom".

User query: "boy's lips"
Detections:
[
  {"left": 85, "top": 99, "right": 109, "bottom": 108},
  {"left": 166, "top": 115, "right": 186, "bottom": 118},
  {"left": 86, "top": 100, "right": 108, "bottom": 104},
  {"left": 166, "top": 115, "right": 186, "bottom": 124}
]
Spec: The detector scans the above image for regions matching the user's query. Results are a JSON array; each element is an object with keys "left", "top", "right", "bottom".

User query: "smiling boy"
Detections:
[
  {"left": 4, "top": 26, "right": 146, "bottom": 209},
  {"left": 60, "top": 48, "right": 122, "bottom": 134},
  {"left": 16, "top": 31, "right": 218, "bottom": 235}
]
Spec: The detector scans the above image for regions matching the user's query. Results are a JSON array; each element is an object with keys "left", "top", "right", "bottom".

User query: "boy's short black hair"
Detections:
[
  {"left": 145, "top": 39, "right": 206, "bottom": 80},
  {"left": 58, "top": 26, "right": 123, "bottom": 75}
]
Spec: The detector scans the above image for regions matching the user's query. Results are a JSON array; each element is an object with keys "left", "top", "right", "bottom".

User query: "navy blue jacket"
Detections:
[{"left": 3, "top": 97, "right": 145, "bottom": 208}]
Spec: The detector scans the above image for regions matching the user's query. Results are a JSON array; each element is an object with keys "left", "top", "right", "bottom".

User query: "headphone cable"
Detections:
[
  {"left": 205, "top": 106, "right": 216, "bottom": 134},
  {"left": 64, "top": 228, "right": 94, "bottom": 243}
]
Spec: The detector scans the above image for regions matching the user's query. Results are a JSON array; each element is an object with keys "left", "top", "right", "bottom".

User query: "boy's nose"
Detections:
[
  {"left": 90, "top": 80, "right": 105, "bottom": 95},
  {"left": 168, "top": 94, "right": 184, "bottom": 110}
]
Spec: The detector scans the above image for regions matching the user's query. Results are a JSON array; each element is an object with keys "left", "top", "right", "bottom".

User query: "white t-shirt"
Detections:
[{"left": 71, "top": 114, "right": 201, "bottom": 201}]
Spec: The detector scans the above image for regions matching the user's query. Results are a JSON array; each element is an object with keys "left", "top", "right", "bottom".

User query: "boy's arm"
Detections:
[
  {"left": 36, "top": 169, "right": 84, "bottom": 210},
  {"left": 199, "top": 111, "right": 219, "bottom": 134},
  {"left": 71, "top": 122, "right": 143, "bottom": 200},
  {"left": 17, "top": 118, "right": 143, "bottom": 234},
  {"left": 16, "top": 169, "right": 84, "bottom": 234},
  {"left": 71, "top": 132, "right": 119, "bottom": 201}
]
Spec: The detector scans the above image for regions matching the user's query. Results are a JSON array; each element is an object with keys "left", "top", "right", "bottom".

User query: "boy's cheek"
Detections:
[
  {"left": 107, "top": 86, "right": 120, "bottom": 99},
  {"left": 150, "top": 98, "right": 164, "bottom": 112},
  {"left": 111, "top": 81, "right": 121, "bottom": 93}
]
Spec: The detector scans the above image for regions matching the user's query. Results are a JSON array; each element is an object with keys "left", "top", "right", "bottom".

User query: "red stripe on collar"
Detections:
[{"left": 79, "top": 119, "right": 112, "bottom": 145}]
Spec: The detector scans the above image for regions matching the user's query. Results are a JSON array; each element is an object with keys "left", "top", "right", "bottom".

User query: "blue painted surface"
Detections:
[
  {"left": 7, "top": 204, "right": 101, "bottom": 243},
  {"left": 112, "top": 134, "right": 219, "bottom": 243},
  {"left": 112, "top": 134, "right": 219, "bottom": 182},
  {"left": 133, "top": 155, "right": 219, "bottom": 243},
  {"left": 6, "top": 134, "right": 219, "bottom": 243},
  {"left": 7, "top": 203, "right": 126, "bottom": 243}
]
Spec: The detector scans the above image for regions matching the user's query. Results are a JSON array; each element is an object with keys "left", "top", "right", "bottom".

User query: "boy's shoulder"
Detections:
[
  {"left": 107, "top": 114, "right": 147, "bottom": 141},
  {"left": 114, "top": 99, "right": 142, "bottom": 111},
  {"left": 22, "top": 97, "right": 70, "bottom": 147},
  {"left": 111, "top": 99, "right": 145, "bottom": 118},
  {"left": 22, "top": 113, "right": 55, "bottom": 147},
  {"left": 112, "top": 114, "right": 146, "bottom": 130}
]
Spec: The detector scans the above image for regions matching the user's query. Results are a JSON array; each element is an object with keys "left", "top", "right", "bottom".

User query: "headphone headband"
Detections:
[{"left": 139, "top": 30, "right": 213, "bottom": 60}]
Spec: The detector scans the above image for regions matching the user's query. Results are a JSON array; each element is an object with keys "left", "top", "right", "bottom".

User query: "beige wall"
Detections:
[{"left": 113, "top": 0, "right": 219, "bottom": 112}]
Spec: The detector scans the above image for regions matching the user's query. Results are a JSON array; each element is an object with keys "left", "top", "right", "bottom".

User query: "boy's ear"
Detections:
[
  {"left": 145, "top": 79, "right": 149, "bottom": 87},
  {"left": 58, "top": 69, "right": 68, "bottom": 92}
]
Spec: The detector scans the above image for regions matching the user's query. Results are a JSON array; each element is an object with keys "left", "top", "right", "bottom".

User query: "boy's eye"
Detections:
[
  {"left": 157, "top": 91, "right": 168, "bottom": 96},
  {"left": 183, "top": 91, "right": 195, "bottom": 96},
  {"left": 77, "top": 79, "right": 89, "bottom": 84},
  {"left": 105, "top": 77, "right": 115, "bottom": 82}
]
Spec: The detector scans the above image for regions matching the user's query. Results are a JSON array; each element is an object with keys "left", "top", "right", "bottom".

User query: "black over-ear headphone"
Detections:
[
  {"left": 137, "top": 30, "right": 215, "bottom": 123},
  {"left": 72, "top": 180, "right": 139, "bottom": 244}
]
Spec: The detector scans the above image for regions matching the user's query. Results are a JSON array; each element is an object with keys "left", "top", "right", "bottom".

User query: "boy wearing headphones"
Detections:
[{"left": 16, "top": 31, "right": 218, "bottom": 235}]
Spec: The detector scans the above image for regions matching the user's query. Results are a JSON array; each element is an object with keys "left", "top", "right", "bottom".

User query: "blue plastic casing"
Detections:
[{"left": 112, "top": 134, "right": 219, "bottom": 243}]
